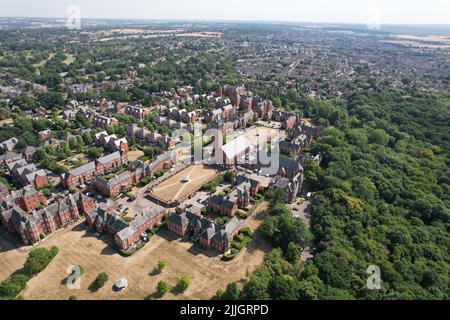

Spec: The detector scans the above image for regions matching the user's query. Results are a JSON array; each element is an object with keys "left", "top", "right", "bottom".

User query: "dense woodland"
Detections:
[{"left": 217, "top": 87, "right": 450, "bottom": 300}]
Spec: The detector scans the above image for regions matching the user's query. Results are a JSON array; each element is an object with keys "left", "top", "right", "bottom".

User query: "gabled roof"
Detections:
[
  {"left": 1, "top": 152, "right": 22, "bottom": 161},
  {"left": 97, "top": 151, "right": 121, "bottom": 165},
  {"left": 67, "top": 161, "right": 96, "bottom": 177}
]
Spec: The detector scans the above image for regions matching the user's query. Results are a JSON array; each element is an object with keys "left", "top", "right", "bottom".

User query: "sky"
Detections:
[{"left": 1, "top": 0, "right": 449, "bottom": 25}]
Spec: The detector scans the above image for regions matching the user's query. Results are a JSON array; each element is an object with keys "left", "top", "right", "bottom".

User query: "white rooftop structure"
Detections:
[{"left": 219, "top": 135, "right": 251, "bottom": 165}]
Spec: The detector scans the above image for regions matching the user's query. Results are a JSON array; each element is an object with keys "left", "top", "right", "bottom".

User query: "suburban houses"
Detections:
[{"left": 0, "top": 73, "right": 326, "bottom": 302}]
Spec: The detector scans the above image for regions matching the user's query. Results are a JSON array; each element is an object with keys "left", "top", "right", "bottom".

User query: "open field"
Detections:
[
  {"left": 63, "top": 53, "right": 75, "bottom": 65},
  {"left": 0, "top": 202, "right": 269, "bottom": 300},
  {"left": 0, "top": 118, "right": 13, "bottom": 127},
  {"left": 127, "top": 150, "right": 145, "bottom": 162},
  {"left": 383, "top": 40, "right": 450, "bottom": 49},
  {"left": 149, "top": 165, "right": 218, "bottom": 204},
  {"left": 394, "top": 34, "right": 450, "bottom": 44},
  {"left": 0, "top": 231, "right": 28, "bottom": 282},
  {"left": 32, "top": 52, "right": 55, "bottom": 68},
  {"left": 58, "top": 153, "right": 90, "bottom": 170}
]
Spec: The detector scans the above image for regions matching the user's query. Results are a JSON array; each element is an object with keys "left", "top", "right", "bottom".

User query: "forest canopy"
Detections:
[{"left": 217, "top": 87, "right": 450, "bottom": 300}]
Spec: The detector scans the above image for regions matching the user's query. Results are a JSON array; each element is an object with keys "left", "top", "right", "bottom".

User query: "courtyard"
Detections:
[{"left": 148, "top": 164, "right": 218, "bottom": 205}]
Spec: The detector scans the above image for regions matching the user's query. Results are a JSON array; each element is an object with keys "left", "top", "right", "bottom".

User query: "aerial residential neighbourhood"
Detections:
[{"left": 0, "top": 0, "right": 449, "bottom": 309}]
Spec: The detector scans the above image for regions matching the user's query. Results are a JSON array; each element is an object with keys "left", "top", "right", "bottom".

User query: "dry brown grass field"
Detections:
[
  {"left": 0, "top": 202, "right": 269, "bottom": 300},
  {"left": 127, "top": 150, "right": 145, "bottom": 162}
]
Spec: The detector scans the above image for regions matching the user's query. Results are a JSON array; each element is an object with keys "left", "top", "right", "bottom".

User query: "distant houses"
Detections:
[
  {"left": 279, "top": 124, "right": 325, "bottom": 155},
  {"left": 127, "top": 124, "right": 179, "bottom": 149},
  {"left": 11, "top": 186, "right": 46, "bottom": 212},
  {"left": 0, "top": 137, "right": 18, "bottom": 153},
  {"left": 124, "top": 104, "right": 150, "bottom": 121},
  {"left": 93, "top": 131, "right": 128, "bottom": 153},
  {"left": 92, "top": 114, "right": 118, "bottom": 129},
  {"left": 160, "top": 106, "right": 197, "bottom": 124}
]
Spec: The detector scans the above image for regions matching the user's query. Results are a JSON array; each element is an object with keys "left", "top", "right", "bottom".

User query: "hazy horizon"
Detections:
[{"left": 1, "top": 0, "right": 450, "bottom": 25}]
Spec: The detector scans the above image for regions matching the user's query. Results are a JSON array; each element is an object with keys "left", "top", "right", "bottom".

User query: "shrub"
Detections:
[
  {"left": 0, "top": 274, "right": 29, "bottom": 300},
  {"left": 156, "top": 281, "right": 169, "bottom": 297},
  {"left": 239, "top": 227, "right": 253, "bottom": 237},
  {"left": 92, "top": 272, "right": 108, "bottom": 290},
  {"left": 231, "top": 241, "right": 242, "bottom": 250},
  {"left": 237, "top": 211, "right": 248, "bottom": 219},
  {"left": 157, "top": 260, "right": 167, "bottom": 273},
  {"left": 68, "top": 295, "right": 77, "bottom": 300},
  {"left": 224, "top": 171, "right": 235, "bottom": 182},
  {"left": 223, "top": 252, "right": 237, "bottom": 261},
  {"left": 23, "top": 246, "right": 59, "bottom": 277},
  {"left": 75, "top": 265, "right": 85, "bottom": 275},
  {"left": 176, "top": 274, "right": 192, "bottom": 292}
]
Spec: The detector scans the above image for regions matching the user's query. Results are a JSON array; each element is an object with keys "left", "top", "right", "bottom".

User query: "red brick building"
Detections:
[
  {"left": 12, "top": 186, "right": 46, "bottom": 212},
  {"left": 62, "top": 150, "right": 127, "bottom": 190},
  {"left": 0, "top": 193, "right": 93, "bottom": 245},
  {"left": 167, "top": 209, "right": 241, "bottom": 253}
]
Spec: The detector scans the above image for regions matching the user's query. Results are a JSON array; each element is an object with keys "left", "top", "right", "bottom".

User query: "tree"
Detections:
[
  {"left": 285, "top": 242, "right": 300, "bottom": 264},
  {"left": 260, "top": 206, "right": 312, "bottom": 252},
  {"left": 241, "top": 272, "right": 271, "bottom": 300},
  {"left": 0, "top": 107, "right": 11, "bottom": 120},
  {"left": 156, "top": 260, "right": 167, "bottom": 273},
  {"left": 224, "top": 170, "right": 235, "bottom": 183},
  {"left": 156, "top": 281, "right": 169, "bottom": 297},
  {"left": 268, "top": 275, "right": 298, "bottom": 300},
  {"left": 219, "top": 283, "right": 240, "bottom": 300},
  {"left": 144, "top": 147, "right": 156, "bottom": 158},
  {"left": 23, "top": 246, "right": 59, "bottom": 277},
  {"left": 269, "top": 188, "right": 286, "bottom": 207},
  {"left": 92, "top": 272, "right": 108, "bottom": 290},
  {"left": 87, "top": 146, "right": 104, "bottom": 158},
  {"left": 0, "top": 274, "right": 29, "bottom": 300},
  {"left": 176, "top": 274, "right": 192, "bottom": 292},
  {"left": 369, "top": 129, "right": 390, "bottom": 146},
  {"left": 82, "top": 132, "right": 93, "bottom": 145},
  {"left": 36, "top": 92, "right": 65, "bottom": 109},
  {"left": 273, "top": 97, "right": 282, "bottom": 109},
  {"left": 58, "top": 141, "right": 72, "bottom": 159}
]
